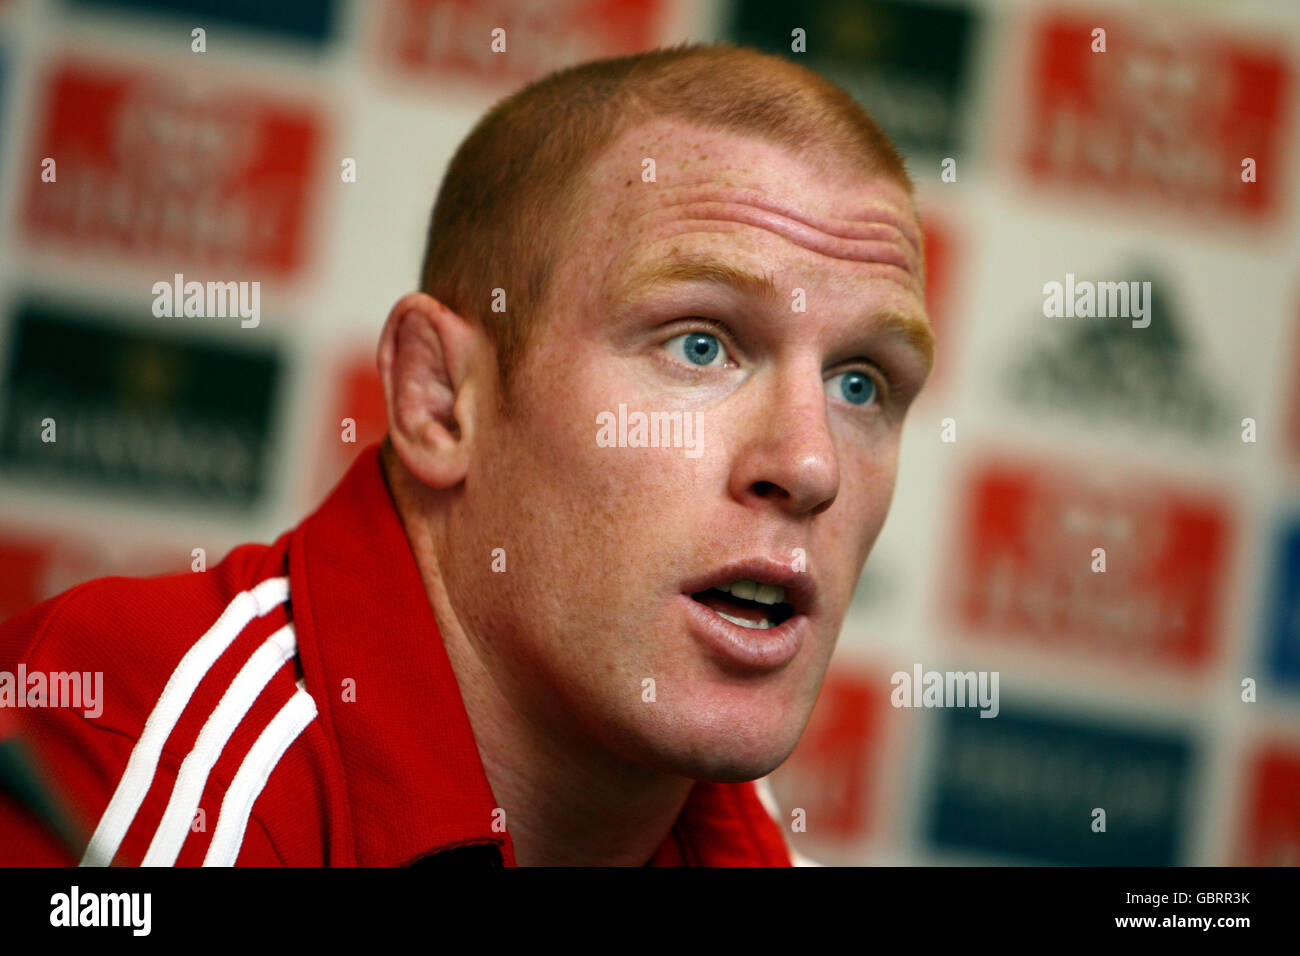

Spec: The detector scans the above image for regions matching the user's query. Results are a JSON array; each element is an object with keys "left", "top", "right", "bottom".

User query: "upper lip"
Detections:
[{"left": 682, "top": 556, "right": 818, "bottom": 617}]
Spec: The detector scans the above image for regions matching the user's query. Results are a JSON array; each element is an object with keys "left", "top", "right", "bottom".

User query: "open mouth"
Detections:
[{"left": 690, "top": 579, "right": 795, "bottom": 630}]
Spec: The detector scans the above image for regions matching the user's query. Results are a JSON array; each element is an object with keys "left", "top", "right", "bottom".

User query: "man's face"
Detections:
[{"left": 442, "top": 118, "right": 932, "bottom": 782}]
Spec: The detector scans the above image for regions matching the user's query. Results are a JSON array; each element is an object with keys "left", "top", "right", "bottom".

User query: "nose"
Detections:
[{"left": 727, "top": 366, "right": 840, "bottom": 518}]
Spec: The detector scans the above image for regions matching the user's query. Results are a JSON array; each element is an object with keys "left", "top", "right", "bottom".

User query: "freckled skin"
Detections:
[{"left": 437, "top": 119, "right": 930, "bottom": 810}]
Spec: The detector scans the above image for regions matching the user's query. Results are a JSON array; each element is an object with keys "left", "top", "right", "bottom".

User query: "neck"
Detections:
[{"left": 380, "top": 444, "right": 693, "bottom": 866}]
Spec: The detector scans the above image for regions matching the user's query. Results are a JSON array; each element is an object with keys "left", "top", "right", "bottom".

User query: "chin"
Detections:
[
  {"left": 636, "top": 707, "right": 804, "bottom": 784},
  {"left": 668, "top": 745, "right": 792, "bottom": 785}
]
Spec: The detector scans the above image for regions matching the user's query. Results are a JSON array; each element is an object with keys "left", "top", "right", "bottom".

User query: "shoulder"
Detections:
[
  {"left": 0, "top": 536, "right": 336, "bottom": 865},
  {"left": 2, "top": 540, "right": 289, "bottom": 730}
]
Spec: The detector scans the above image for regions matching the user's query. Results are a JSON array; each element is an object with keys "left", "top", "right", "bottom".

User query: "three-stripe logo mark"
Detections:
[{"left": 80, "top": 577, "right": 318, "bottom": 867}]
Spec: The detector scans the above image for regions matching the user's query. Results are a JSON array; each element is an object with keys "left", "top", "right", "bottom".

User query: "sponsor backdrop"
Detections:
[{"left": 0, "top": 0, "right": 1295, "bottom": 865}]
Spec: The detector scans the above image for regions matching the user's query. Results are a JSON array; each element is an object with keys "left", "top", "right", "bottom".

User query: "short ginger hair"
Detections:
[{"left": 417, "top": 41, "right": 915, "bottom": 394}]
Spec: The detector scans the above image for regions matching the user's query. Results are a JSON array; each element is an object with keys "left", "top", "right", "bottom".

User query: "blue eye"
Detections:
[
  {"left": 827, "top": 370, "right": 877, "bottom": 406},
  {"left": 664, "top": 331, "right": 726, "bottom": 367}
]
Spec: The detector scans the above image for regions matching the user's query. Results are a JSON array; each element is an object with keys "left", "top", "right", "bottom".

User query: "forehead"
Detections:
[{"left": 558, "top": 118, "right": 926, "bottom": 320}]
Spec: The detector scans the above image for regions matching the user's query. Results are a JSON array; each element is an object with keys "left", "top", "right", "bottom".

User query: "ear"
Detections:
[{"left": 377, "top": 291, "right": 483, "bottom": 489}]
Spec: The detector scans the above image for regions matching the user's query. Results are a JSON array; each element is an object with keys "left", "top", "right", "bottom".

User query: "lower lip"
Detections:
[{"left": 680, "top": 594, "right": 807, "bottom": 672}]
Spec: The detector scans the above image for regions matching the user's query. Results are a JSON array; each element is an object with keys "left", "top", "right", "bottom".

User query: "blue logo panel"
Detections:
[
  {"left": 925, "top": 703, "right": 1193, "bottom": 865},
  {"left": 0, "top": 297, "right": 281, "bottom": 508},
  {"left": 1263, "top": 519, "right": 1300, "bottom": 690},
  {"left": 67, "top": 0, "right": 339, "bottom": 46}
]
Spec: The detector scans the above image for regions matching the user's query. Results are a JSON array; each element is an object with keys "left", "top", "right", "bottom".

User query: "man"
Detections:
[{"left": 0, "top": 41, "right": 932, "bottom": 866}]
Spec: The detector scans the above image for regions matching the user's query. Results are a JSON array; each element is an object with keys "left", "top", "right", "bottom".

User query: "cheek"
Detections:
[
  {"left": 517, "top": 342, "right": 701, "bottom": 492},
  {"left": 477, "top": 348, "right": 680, "bottom": 565},
  {"left": 493, "top": 351, "right": 608, "bottom": 495},
  {"left": 829, "top": 442, "right": 900, "bottom": 571}
]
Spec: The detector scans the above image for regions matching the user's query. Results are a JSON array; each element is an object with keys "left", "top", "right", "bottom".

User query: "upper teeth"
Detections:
[{"left": 716, "top": 579, "right": 786, "bottom": 605}]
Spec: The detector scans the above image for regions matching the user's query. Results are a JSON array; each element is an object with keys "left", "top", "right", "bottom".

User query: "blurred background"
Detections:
[{"left": 0, "top": 0, "right": 1295, "bottom": 865}]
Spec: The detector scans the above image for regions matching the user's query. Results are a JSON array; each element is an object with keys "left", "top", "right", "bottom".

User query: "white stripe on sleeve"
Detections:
[
  {"left": 142, "top": 623, "right": 298, "bottom": 866},
  {"left": 203, "top": 682, "right": 317, "bottom": 867},
  {"left": 80, "top": 576, "right": 290, "bottom": 867}
]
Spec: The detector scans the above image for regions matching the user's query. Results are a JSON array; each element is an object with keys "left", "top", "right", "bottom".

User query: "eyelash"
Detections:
[{"left": 658, "top": 317, "right": 892, "bottom": 405}]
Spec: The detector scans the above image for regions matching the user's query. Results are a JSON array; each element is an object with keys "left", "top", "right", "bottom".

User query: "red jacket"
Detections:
[{"left": 0, "top": 442, "right": 793, "bottom": 866}]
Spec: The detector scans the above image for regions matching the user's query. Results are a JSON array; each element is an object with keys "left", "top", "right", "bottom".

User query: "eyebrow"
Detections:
[
  {"left": 616, "top": 254, "right": 781, "bottom": 305},
  {"left": 613, "top": 252, "right": 935, "bottom": 372}
]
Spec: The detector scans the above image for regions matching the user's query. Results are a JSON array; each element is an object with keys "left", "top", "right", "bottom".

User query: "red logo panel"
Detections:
[
  {"left": 377, "top": 0, "right": 665, "bottom": 86},
  {"left": 23, "top": 57, "right": 323, "bottom": 277},
  {"left": 770, "top": 669, "right": 886, "bottom": 840},
  {"left": 0, "top": 528, "right": 186, "bottom": 623},
  {"left": 1018, "top": 13, "right": 1290, "bottom": 220},
  {"left": 950, "top": 458, "right": 1231, "bottom": 671},
  {"left": 1287, "top": 281, "right": 1300, "bottom": 462},
  {"left": 0, "top": 531, "right": 98, "bottom": 623},
  {"left": 918, "top": 207, "right": 959, "bottom": 393},
  {"left": 313, "top": 354, "right": 387, "bottom": 504},
  {"left": 1235, "top": 743, "right": 1300, "bottom": 865}
]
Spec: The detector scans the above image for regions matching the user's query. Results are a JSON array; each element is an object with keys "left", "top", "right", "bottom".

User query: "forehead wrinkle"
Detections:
[
  {"left": 615, "top": 215, "right": 925, "bottom": 307},
  {"left": 648, "top": 182, "right": 923, "bottom": 256},
  {"left": 623, "top": 192, "right": 923, "bottom": 282}
]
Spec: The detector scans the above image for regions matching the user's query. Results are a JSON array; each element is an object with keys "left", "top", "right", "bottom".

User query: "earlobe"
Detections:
[{"left": 377, "top": 292, "right": 476, "bottom": 489}]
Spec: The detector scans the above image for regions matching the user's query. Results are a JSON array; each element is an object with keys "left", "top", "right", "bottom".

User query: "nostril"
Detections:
[
  {"left": 809, "top": 496, "right": 835, "bottom": 517},
  {"left": 751, "top": 480, "right": 779, "bottom": 498}
]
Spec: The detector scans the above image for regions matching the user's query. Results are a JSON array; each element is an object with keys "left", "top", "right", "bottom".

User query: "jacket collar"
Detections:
[{"left": 291, "top": 442, "right": 790, "bottom": 866}]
